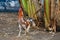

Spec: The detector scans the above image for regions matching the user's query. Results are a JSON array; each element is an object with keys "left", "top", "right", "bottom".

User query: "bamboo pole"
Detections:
[
  {"left": 27, "top": 0, "right": 37, "bottom": 19},
  {"left": 50, "top": 0, "right": 57, "bottom": 32},
  {"left": 44, "top": 0, "right": 50, "bottom": 29},
  {"left": 58, "top": 0, "right": 60, "bottom": 13},
  {"left": 51, "top": 0, "right": 56, "bottom": 19}
]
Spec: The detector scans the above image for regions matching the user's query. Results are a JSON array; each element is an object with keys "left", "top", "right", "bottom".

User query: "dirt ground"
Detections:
[{"left": 0, "top": 12, "right": 60, "bottom": 40}]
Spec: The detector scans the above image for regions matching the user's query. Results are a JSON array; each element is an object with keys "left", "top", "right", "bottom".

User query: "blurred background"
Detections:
[{"left": 0, "top": 0, "right": 20, "bottom": 12}]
